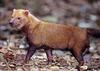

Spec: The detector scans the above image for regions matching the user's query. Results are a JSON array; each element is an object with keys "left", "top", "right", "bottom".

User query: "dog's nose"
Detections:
[
  {"left": 9, "top": 22, "right": 13, "bottom": 25},
  {"left": 9, "top": 19, "right": 14, "bottom": 25},
  {"left": 9, "top": 21, "right": 13, "bottom": 25}
]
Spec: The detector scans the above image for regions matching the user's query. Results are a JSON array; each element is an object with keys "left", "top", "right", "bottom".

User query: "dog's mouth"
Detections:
[
  {"left": 10, "top": 23, "right": 22, "bottom": 30},
  {"left": 9, "top": 20, "right": 25, "bottom": 30},
  {"left": 14, "top": 23, "right": 24, "bottom": 30}
]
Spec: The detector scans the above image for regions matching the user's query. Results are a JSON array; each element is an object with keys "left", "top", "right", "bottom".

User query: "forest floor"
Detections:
[{"left": 0, "top": 47, "right": 100, "bottom": 71}]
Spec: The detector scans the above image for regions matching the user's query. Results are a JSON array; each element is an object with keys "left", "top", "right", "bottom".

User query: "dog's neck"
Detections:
[
  {"left": 22, "top": 13, "right": 41, "bottom": 34},
  {"left": 29, "top": 14, "right": 40, "bottom": 22}
]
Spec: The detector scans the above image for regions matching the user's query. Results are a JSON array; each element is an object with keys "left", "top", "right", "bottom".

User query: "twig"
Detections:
[
  {"left": 1, "top": 53, "right": 12, "bottom": 71},
  {"left": 3, "top": 57, "right": 12, "bottom": 71},
  {"left": 4, "top": 36, "right": 13, "bottom": 71}
]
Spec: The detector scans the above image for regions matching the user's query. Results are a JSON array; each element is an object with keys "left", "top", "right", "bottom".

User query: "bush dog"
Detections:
[{"left": 9, "top": 9, "right": 100, "bottom": 70}]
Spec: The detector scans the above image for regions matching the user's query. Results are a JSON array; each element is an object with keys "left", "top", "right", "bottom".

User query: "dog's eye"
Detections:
[{"left": 17, "top": 17, "right": 21, "bottom": 20}]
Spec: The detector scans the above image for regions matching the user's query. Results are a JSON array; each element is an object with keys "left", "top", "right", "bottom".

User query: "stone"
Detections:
[
  {"left": 30, "top": 67, "right": 39, "bottom": 71},
  {"left": 53, "top": 50, "right": 65, "bottom": 56},
  {"left": 19, "top": 44, "right": 25, "bottom": 49},
  {"left": 84, "top": 54, "right": 91, "bottom": 63},
  {"left": 80, "top": 66, "right": 88, "bottom": 70},
  {"left": 17, "top": 68, "right": 24, "bottom": 71},
  {"left": 50, "top": 66, "right": 59, "bottom": 71},
  {"left": 92, "top": 54, "right": 100, "bottom": 59},
  {"left": 8, "top": 42, "right": 15, "bottom": 48},
  {"left": 89, "top": 43, "right": 96, "bottom": 53},
  {"left": 89, "top": 15, "right": 98, "bottom": 21},
  {"left": 70, "top": 68, "right": 78, "bottom": 71},
  {"left": 40, "top": 68, "right": 51, "bottom": 71}
]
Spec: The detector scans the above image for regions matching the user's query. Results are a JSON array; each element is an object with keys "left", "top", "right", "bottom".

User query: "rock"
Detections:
[
  {"left": 53, "top": 50, "right": 65, "bottom": 56},
  {"left": 3, "top": 41, "right": 8, "bottom": 46},
  {"left": 16, "top": 50, "right": 26, "bottom": 55},
  {"left": 89, "top": 42, "right": 96, "bottom": 53},
  {"left": 40, "top": 68, "right": 47, "bottom": 71},
  {"left": 19, "top": 44, "right": 25, "bottom": 49},
  {"left": 40, "top": 68, "right": 51, "bottom": 71},
  {"left": 89, "top": 15, "right": 98, "bottom": 21},
  {"left": 78, "top": 19, "right": 97, "bottom": 28},
  {"left": 59, "top": 69, "right": 70, "bottom": 71},
  {"left": 0, "top": 48, "right": 8, "bottom": 54},
  {"left": 84, "top": 54, "right": 91, "bottom": 63},
  {"left": 63, "top": 55, "right": 71, "bottom": 61},
  {"left": 0, "top": 62, "right": 6, "bottom": 67},
  {"left": 67, "top": 66, "right": 72, "bottom": 70},
  {"left": 59, "top": 67, "right": 64, "bottom": 69},
  {"left": 97, "top": 46, "right": 100, "bottom": 55},
  {"left": 92, "top": 54, "right": 100, "bottom": 59},
  {"left": 9, "top": 63, "right": 16, "bottom": 68},
  {"left": 8, "top": 41, "right": 15, "bottom": 48},
  {"left": 32, "top": 52, "right": 47, "bottom": 60},
  {"left": 50, "top": 66, "right": 59, "bottom": 71},
  {"left": 63, "top": 55, "right": 72, "bottom": 65},
  {"left": 70, "top": 68, "right": 78, "bottom": 71},
  {"left": 0, "top": 25, "right": 8, "bottom": 31},
  {"left": 80, "top": 66, "right": 88, "bottom": 70},
  {"left": 17, "top": 68, "right": 24, "bottom": 71},
  {"left": 30, "top": 67, "right": 39, "bottom": 71}
]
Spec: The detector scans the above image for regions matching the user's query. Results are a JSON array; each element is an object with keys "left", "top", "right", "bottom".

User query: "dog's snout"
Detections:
[
  {"left": 9, "top": 19, "right": 14, "bottom": 25},
  {"left": 9, "top": 21, "right": 13, "bottom": 25}
]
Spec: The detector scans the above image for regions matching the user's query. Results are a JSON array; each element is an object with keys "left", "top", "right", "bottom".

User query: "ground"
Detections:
[{"left": 0, "top": 47, "right": 100, "bottom": 71}]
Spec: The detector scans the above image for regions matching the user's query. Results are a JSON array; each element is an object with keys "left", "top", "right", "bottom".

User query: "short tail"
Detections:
[{"left": 87, "top": 28, "right": 100, "bottom": 38}]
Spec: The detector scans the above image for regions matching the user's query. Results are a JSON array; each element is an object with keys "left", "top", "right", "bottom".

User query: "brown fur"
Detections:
[
  {"left": 25, "top": 22, "right": 87, "bottom": 49},
  {"left": 9, "top": 9, "right": 100, "bottom": 71}
]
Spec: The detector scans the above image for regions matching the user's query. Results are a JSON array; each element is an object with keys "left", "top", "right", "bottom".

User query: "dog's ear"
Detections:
[{"left": 24, "top": 10, "right": 29, "bottom": 16}]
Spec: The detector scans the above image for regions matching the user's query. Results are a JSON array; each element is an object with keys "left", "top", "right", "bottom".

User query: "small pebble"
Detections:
[
  {"left": 80, "top": 66, "right": 88, "bottom": 70},
  {"left": 50, "top": 66, "right": 59, "bottom": 71},
  {"left": 17, "top": 68, "right": 24, "bottom": 71},
  {"left": 30, "top": 67, "right": 39, "bottom": 71},
  {"left": 19, "top": 44, "right": 25, "bottom": 49}
]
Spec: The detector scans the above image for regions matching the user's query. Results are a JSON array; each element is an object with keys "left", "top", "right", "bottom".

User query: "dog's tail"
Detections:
[{"left": 87, "top": 28, "right": 100, "bottom": 38}]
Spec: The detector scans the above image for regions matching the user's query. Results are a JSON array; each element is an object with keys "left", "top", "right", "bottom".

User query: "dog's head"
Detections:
[{"left": 9, "top": 9, "right": 29, "bottom": 30}]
